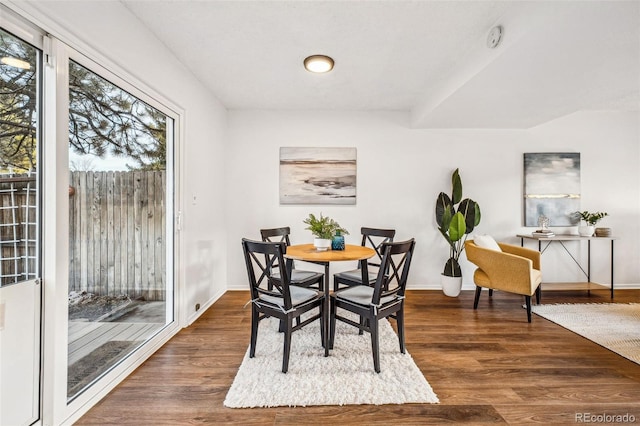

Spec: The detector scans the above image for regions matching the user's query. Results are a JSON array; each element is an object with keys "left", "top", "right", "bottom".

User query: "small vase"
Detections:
[
  {"left": 313, "top": 238, "right": 331, "bottom": 251},
  {"left": 331, "top": 234, "right": 345, "bottom": 250},
  {"left": 578, "top": 225, "right": 595, "bottom": 237}
]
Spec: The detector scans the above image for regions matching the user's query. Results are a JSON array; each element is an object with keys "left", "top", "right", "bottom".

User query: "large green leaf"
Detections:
[
  {"left": 443, "top": 257, "right": 462, "bottom": 277},
  {"left": 448, "top": 211, "right": 466, "bottom": 242},
  {"left": 435, "top": 192, "right": 452, "bottom": 227},
  {"left": 451, "top": 168, "right": 462, "bottom": 204},
  {"left": 458, "top": 198, "right": 476, "bottom": 234}
]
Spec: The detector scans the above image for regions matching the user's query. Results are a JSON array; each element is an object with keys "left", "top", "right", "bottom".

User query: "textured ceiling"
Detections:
[{"left": 122, "top": 0, "right": 640, "bottom": 128}]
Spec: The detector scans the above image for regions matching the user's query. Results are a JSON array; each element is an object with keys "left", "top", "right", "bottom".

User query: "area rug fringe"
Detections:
[
  {"left": 531, "top": 303, "right": 640, "bottom": 365},
  {"left": 224, "top": 315, "right": 439, "bottom": 408}
]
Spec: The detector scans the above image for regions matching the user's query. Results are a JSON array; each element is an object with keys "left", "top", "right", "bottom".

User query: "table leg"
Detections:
[
  {"left": 587, "top": 240, "right": 591, "bottom": 295},
  {"left": 611, "top": 240, "right": 615, "bottom": 299},
  {"left": 323, "top": 262, "right": 330, "bottom": 357}
]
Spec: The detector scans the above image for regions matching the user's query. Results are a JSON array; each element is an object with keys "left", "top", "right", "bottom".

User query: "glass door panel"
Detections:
[
  {"left": 67, "top": 60, "right": 173, "bottom": 400},
  {"left": 0, "top": 26, "right": 41, "bottom": 425}
]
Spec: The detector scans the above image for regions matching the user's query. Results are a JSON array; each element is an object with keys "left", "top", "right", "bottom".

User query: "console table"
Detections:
[{"left": 517, "top": 234, "right": 616, "bottom": 298}]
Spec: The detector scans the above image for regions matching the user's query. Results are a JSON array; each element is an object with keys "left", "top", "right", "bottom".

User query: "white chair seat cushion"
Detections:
[
  {"left": 335, "top": 285, "right": 397, "bottom": 306},
  {"left": 474, "top": 234, "right": 502, "bottom": 252},
  {"left": 334, "top": 269, "right": 377, "bottom": 283},
  {"left": 260, "top": 285, "right": 320, "bottom": 308},
  {"left": 272, "top": 269, "right": 322, "bottom": 283}
]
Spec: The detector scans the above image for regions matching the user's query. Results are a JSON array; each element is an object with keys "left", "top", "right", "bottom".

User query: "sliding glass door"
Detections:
[{"left": 66, "top": 59, "right": 175, "bottom": 400}]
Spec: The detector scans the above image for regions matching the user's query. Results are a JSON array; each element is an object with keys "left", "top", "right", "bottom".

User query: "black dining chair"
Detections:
[
  {"left": 333, "top": 227, "right": 395, "bottom": 291},
  {"left": 242, "top": 238, "right": 324, "bottom": 373},
  {"left": 261, "top": 226, "right": 324, "bottom": 291},
  {"left": 329, "top": 238, "right": 416, "bottom": 373}
]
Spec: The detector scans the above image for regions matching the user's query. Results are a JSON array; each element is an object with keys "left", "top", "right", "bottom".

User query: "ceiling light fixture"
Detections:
[
  {"left": 304, "top": 55, "right": 334, "bottom": 73},
  {"left": 1, "top": 56, "right": 31, "bottom": 70}
]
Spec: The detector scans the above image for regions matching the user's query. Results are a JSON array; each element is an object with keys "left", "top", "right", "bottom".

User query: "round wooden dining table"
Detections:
[{"left": 285, "top": 243, "right": 376, "bottom": 356}]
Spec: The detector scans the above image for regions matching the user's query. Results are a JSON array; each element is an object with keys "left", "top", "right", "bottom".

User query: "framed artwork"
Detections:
[
  {"left": 523, "top": 152, "right": 581, "bottom": 227},
  {"left": 279, "top": 147, "right": 356, "bottom": 205}
]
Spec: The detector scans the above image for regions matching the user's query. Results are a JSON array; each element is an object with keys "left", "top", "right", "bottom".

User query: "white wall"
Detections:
[
  {"left": 11, "top": 1, "right": 230, "bottom": 320},
  {"left": 226, "top": 110, "right": 640, "bottom": 291}
]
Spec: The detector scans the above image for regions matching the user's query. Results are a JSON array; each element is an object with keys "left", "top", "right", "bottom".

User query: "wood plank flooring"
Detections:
[{"left": 76, "top": 289, "right": 640, "bottom": 425}]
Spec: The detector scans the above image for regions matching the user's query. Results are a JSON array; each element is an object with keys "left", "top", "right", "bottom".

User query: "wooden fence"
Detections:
[{"left": 69, "top": 171, "right": 166, "bottom": 301}]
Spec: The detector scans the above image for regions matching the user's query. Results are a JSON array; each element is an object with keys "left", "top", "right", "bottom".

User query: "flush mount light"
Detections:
[
  {"left": 1, "top": 56, "right": 31, "bottom": 70},
  {"left": 304, "top": 55, "right": 334, "bottom": 73}
]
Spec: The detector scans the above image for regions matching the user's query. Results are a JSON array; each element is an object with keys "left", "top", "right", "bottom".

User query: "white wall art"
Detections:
[{"left": 279, "top": 147, "right": 356, "bottom": 205}]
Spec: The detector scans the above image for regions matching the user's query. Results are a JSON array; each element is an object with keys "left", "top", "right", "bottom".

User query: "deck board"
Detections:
[{"left": 68, "top": 321, "right": 163, "bottom": 365}]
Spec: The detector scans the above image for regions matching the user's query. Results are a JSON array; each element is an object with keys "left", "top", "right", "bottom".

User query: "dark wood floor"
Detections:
[{"left": 76, "top": 289, "right": 640, "bottom": 425}]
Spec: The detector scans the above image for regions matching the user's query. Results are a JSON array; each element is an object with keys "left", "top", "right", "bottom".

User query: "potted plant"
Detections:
[
  {"left": 303, "top": 213, "right": 349, "bottom": 251},
  {"left": 575, "top": 211, "right": 608, "bottom": 237},
  {"left": 435, "top": 169, "right": 481, "bottom": 297}
]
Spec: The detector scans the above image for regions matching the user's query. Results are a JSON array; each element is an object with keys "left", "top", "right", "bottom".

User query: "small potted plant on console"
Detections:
[{"left": 576, "top": 211, "right": 608, "bottom": 237}]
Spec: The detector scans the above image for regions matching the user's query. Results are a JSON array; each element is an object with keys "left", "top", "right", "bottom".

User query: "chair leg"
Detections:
[
  {"left": 250, "top": 307, "right": 259, "bottom": 358},
  {"left": 282, "top": 316, "right": 293, "bottom": 373},
  {"left": 535, "top": 285, "right": 542, "bottom": 304},
  {"left": 333, "top": 277, "right": 339, "bottom": 292},
  {"left": 370, "top": 317, "right": 381, "bottom": 373},
  {"left": 397, "top": 307, "right": 406, "bottom": 354},
  {"left": 329, "top": 299, "right": 336, "bottom": 350},
  {"left": 319, "top": 304, "right": 325, "bottom": 348},
  {"left": 525, "top": 295, "right": 532, "bottom": 323},
  {"left": 489, "top": 288, "right": 494, "bottom": 297},
  {"left": 358, "top": 316, "right": 365, "bottom": 335},
  {"left": 473, "top": 286, "right": 482, "bottom": 309}
]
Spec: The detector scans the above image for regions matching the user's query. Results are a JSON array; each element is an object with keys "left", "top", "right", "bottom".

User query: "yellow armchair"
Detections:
[{"left": 465, "top": 240, "right": 542, "bottom": 322}]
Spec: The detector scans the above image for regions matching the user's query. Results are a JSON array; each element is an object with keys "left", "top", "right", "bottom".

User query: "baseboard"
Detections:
[
  {"left": 185, "top": 288, "right": 226, "bottom": 326},
  {"left": 407, "top": 283, "right": 640, "bottom": 291},
  {"left": 225, "top": 283, "right": 640, "bottom": 292}
]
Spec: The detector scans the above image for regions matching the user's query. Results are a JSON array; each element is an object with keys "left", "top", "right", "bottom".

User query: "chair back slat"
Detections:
[
  {"left": 371, "top": 239, "right": 416, "bottom": 304},
  {"left": 260, "top": 226, "right": 292, "bottom": 246},
  {"left": 242, "top": 238, "right": 293, "bottom": 310},
  {"left": 260, "top": 227, "right": 293, "bottom": 271},
  {"left": 359, "top": 227, "right": 396, "bottom": 268}
]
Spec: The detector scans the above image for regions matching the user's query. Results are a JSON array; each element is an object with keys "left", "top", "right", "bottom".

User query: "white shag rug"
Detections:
[
  {"left": 532, "top": 303, "right": 640, "bottom": 365},
  {"left": 224, "top": 314, "right": 439, "bottom": 408}
]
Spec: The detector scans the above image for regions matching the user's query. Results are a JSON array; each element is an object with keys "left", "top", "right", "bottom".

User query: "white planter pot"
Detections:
[
  {"left": 313, "top": 238, "right": 332, "bottom": 251},
  {"left": 441, "top": 274, "right": 462, "bottom": 297},
  {"left": 578, "top": 225, "right": 595, "bottom": 237}
]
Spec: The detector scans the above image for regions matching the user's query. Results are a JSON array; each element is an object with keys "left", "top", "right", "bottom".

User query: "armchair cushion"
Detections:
[{"left": 474, "top": 234, "right": 502, "bottom": 252}]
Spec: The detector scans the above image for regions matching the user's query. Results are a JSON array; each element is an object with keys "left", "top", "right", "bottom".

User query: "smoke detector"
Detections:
[{"left": 486, "top": 26, "right": 503, "bottom": 49}]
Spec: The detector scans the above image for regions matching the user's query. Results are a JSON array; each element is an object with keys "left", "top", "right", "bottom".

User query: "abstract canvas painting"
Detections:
[
  {"left": 524, "top": 152, "right": 581, "bottom": 226},
  {"left": 280, "top": 147, "right": 356, "bottom": 205}
]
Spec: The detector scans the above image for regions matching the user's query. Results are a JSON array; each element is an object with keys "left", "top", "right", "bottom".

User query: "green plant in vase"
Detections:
[
  {"left": 575, "top": 211, "right": 608, "bottom": 237},
  {"left": 303, "top": 213, "right": 349, "bottom": 251},
  {"left": 435, "top": 168, "right": 481, "bottom": 296}
]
